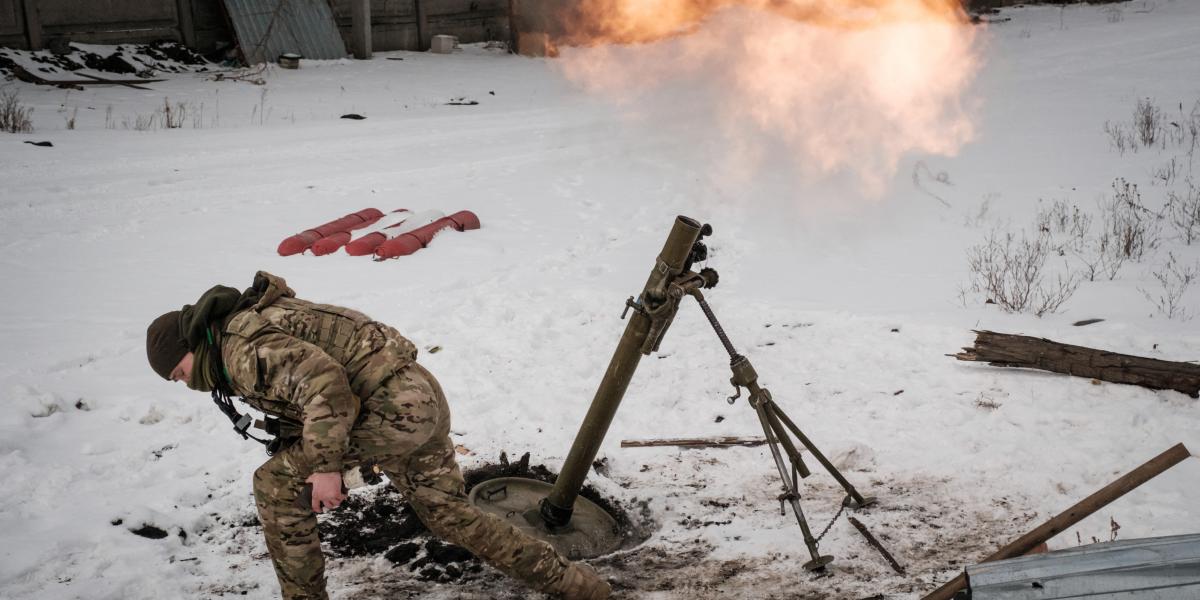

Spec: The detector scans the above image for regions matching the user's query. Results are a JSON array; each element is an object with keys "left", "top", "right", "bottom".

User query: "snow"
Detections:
[{"left": 2, "top": 2, "right": 1200, "bottom": 599}]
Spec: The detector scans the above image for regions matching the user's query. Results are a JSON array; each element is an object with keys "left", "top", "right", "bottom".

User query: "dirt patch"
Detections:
[{"left": 320, "top": 452, "right": 649, "bottom": 584}]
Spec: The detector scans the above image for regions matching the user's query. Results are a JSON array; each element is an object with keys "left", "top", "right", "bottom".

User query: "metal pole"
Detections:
[
  {"left": 921, "top": 443, "right": 1193, "bottom": 600},
  {"left": 541, "top": 216, "right": 702, "bottom": 527}
]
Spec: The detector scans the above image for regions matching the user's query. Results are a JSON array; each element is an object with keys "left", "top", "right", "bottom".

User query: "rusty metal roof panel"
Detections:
[
  {"left": 968, "top": 534, "right": 1200, "bottom": 599},
  {"left": 222, "top": 0, "right": 347, "bottom": 64}
]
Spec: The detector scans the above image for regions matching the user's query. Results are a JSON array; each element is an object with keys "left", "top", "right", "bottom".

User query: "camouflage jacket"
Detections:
[{"left": 220, "top": 272, "right": 418, "bottom": 472}]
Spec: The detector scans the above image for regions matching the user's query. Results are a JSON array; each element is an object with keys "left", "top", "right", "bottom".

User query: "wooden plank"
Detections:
[
  {"left": 11, "top": 65, "right": 163, "bottom": 88},
  {"left": 21, "top": 0, "right": 41, "bottom": 50},
  {"left": 620, "top": 436, "right": 769, "bottom": 449}
]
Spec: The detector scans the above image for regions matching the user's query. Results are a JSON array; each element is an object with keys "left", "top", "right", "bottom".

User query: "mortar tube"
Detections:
[{"left": 541, "top": 216, "right": 703, "bottom": 527}]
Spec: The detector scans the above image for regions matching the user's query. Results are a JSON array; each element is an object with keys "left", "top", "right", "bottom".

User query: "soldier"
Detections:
[{"left": 145, "top": 271, "right": 610, "bottom": 600}]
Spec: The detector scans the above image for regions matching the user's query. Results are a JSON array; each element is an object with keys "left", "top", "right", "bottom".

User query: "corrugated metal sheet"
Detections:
[
  {"left": 968, "top": 534, "right": 1200, "bottom": 599},
  {"left": 222, "top": 0, "right": 346, "bottom": 64}
]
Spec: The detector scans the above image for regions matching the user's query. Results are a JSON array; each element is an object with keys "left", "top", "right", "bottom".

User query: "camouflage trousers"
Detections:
[{"left": 252, "top": 363, "right": 572, "bottom": 600}]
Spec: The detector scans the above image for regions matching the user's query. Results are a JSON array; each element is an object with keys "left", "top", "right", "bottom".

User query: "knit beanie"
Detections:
[{"left": 146, "top": 310, "right": 188, "bottom": 381}]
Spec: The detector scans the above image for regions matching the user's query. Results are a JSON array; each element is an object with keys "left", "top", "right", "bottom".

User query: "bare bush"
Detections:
[
  {"left": 1104, "top": 120, "right": 1136, "bottom": 155},
  {"left": 1103, "top": 6, "right": 1124, "bottom": 23},
  {"left": 64, "top": 107, "right": 77, "bottom": 130},
  {"left": 1037, "top": 199, "right": 1092, "bottom": 255},
  {"left": 1188, "top": 100, "right": 1200, "bottom": 158},
  {"left": 1076, "top": 224, "right": 1127, "bottom": 282},
  {"left": 1167, "top": 178, "right": 1200, "bottom": 244},
  {"left": 1139, "top": 252, "right": 1198, "bottom": 320},
  {"left": 123, "top": 113, "right": 157, "bottom": 131},
  {"left": 161, "top": 97, "right": 188, "bottom": 129},
  {"left": 1152, "top": 156, "right": 1179, "bottom": 187},
  {"left": 0, "top": 90, "right": 34, "bottom": 133},
  {"left": 967, "top": 227, "right": 1080, "bottom": 316},
  {"left": 1101, "top": 178, "right": 1160, "bottom": 261},
  {"left": 1133, "top": 98, "right": 1163, "bottom": 147}
]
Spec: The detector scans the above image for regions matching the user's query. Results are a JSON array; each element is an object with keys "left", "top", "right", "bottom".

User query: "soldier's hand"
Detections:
[{"left": 306, "top": 471, "right": 346, "bottom": 512}]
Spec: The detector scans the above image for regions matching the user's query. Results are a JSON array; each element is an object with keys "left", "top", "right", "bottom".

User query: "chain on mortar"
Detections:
[{"left": 814, "top": 496, "right": 850, "bottom": 546}]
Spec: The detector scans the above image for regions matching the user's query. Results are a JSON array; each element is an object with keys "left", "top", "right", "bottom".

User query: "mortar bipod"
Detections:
[{"left": 688, "top": 288, "right": 876, "bottom": 571}]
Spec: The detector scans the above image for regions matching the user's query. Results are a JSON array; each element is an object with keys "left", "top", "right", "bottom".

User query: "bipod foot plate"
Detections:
[
  {"left": 803, "top": 555, "right": 835, "bottom": 573},
  {"left": 842, "top": 495, "right": 877, "bottom": 510}
]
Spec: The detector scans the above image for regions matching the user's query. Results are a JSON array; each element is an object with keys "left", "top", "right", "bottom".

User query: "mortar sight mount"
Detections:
[{"left": 469, "top": 216, "right": 876, "bottom": 572}]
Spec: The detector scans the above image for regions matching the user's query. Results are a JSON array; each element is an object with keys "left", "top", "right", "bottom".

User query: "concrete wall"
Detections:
[
  {"left": 0, "top": 0, "right": 511, "bottom": 54},
  {"left": 328, "top": 0, "right": 510, "bottom": 52}
]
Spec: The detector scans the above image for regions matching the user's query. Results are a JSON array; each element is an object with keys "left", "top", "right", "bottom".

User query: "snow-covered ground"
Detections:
[{"left": 2, "top": 2, "right": 1200, "bottom": 599}]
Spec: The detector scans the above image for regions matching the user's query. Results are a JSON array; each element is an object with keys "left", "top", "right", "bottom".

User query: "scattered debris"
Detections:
[
  {"left": 23, "top": 141, "right": 53, "bottom": 148},
  {"left": 340, "top": 114, "right": 366, "bottom": 120},
  {"left": 152, "top": 444, "right": 177, "bottom": 460},
  {"left": 445, "top": 97, "right": 479, "bottom": 106},
  {"left": 278, "top": 53, "right": 301, "bottom": 70},
  {"left": 9, "top": 65, "right": 164, "bottom": 90},
  {"left": 1072, "top": 318, "right": 1105, "bottom": 327},
  {"left": 209, "top": 65, "right": 267, "bottom": 85},
  {"left": 920, "top": 443, "right": 1193, "bottom": 600},
  {"left": 130, "top": 524, "right": 169, "bottom": 539},
  {"left": 0, "top": 42, "right": 208, "bottom": 82}
]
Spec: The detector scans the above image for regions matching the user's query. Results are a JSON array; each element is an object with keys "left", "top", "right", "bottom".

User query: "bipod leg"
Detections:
[
  {"left": 753, "top": 398, "right": 834, "bottom": 572},
  {"left": 766, "top": 399, "right": 875, "bottom": 509},
  {"left": 760, "top": 394, "right": 811, "bottom": 478}
]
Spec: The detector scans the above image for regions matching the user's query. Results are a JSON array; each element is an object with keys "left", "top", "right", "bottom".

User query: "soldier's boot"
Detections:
[{"left": 547, "top": 562, "right": 611, "bottom": 600}]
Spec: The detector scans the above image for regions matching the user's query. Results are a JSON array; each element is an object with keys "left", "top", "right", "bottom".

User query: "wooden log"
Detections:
[
  {"left": 920, "top": 443, "right": 1193, "bottom": 600},
  {"left": 955, "top": 330, "right": 1200, "bottom": 398},
  {"left": 620, "top": 436, "right": 769, "bottom": 449}
]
